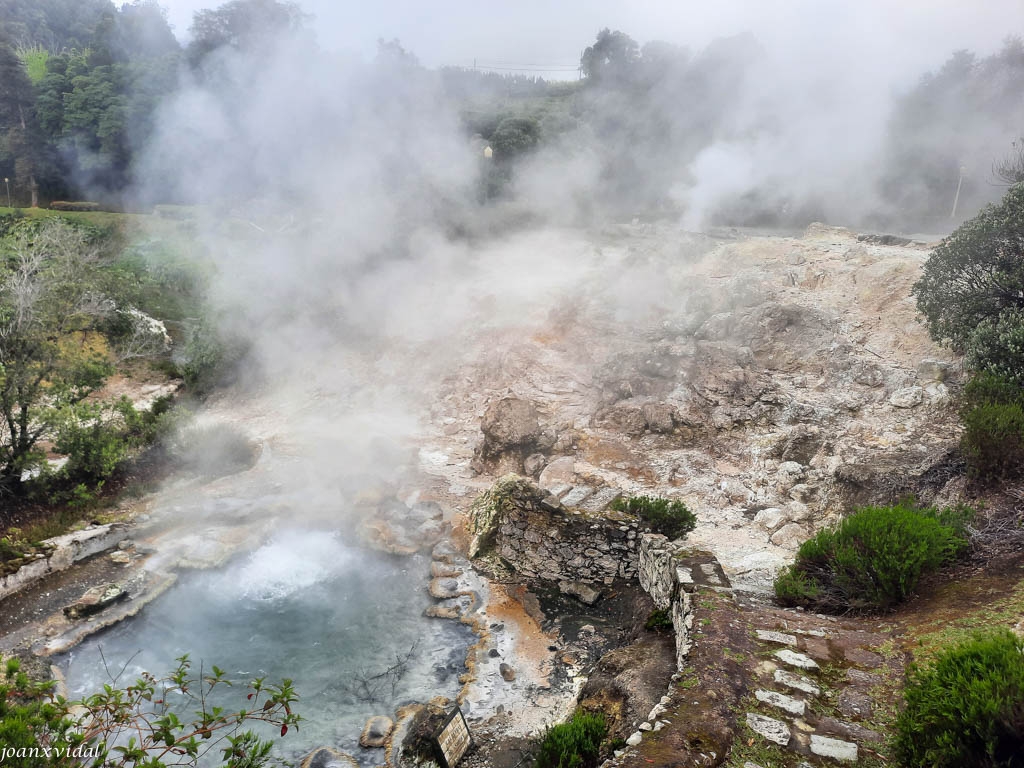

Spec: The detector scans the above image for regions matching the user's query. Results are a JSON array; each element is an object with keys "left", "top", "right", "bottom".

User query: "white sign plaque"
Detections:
[{"left": 435, "top": 707, "right": 472, "bottom": 768}]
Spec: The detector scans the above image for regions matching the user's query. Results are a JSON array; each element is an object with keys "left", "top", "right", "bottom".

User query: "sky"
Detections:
[{"left": 127, "top": 0, "right": 1020, "bottom": 82}]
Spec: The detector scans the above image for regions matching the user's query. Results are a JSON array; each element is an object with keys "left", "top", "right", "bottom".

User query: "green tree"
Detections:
[
  {"left": 580, "top": 29, "right": 640, "bottom": 83},
  {"left": 188, "top": 0, "right": 305, "bottom": 67},
  {"left": 489, "top": 116, "right": 540, "bottom": 162},
  {"left": 0, "top": 219, "right": 114, "bottom": 496},
  {"left": 913, "top": 183, "right": 1024, "bottom": 380},
  {"left": 0, "top": 36, "right": 46, "bottom": 207}
]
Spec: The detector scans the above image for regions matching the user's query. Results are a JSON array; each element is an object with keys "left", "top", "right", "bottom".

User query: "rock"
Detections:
[
  {"left": 770, "top": 523, "right": 807, "bottom": 549},
  {"left": 774, "top": 649, "right": 819, "bottom": 670},
  {"left": 558, "top": 580, "right": 602, "bottom": 606},
  {"left": 64, "top": 584, "right": 127, "bottom": 619},
  {"left": 837, "top": 688, "right": 874, "bottom": 719},
  {"left": 539, "top": 457, "right": 576, "bottom": 489},
  {"left": 429, "top": 578, "right": 460, "bottom": 599},
  {"left": 359, "top": 716, "right": 394, "bottom": 748},
  {"left": 774, "top": 669, "right": 820, "bottom": 696},
  {"left": 746, "top": 713, "right": 790, "bottom": 746},
  {"left": 754, "top": 507, "right": 788, "bottom": 532},
  {"left": 524, "top": 453, "right": 547, "bottom": 477},
  {"left": 816, "top": 716, "right": 884, "bottom": 744},
  {"left": 917, "top": 359, "right": 952, "bottom": 383},
  {"left": 480, "top": 398, "right": 542, "bottom": 457},
  {"left": 109, "top": 550, "right": 131, "bottom": 564},
  {"left": 890, "top": 386, "right": 923, "bottom": 408},
  {"left": 776, "top": 461, "right": 805, "bottom": 489},
  {"left": 844, "top": 647, "right": 884, "bottom": 668},
  {"left": 561, "top": 485, "right": 594, "bottom": 507},
  {"left": 300, "top": 747, "right": 359, "bottom": 768},
  {"left": 625, "top": 732, "right": 643, "bottom": 747},
  {"left": 755, "top": 689, "right": 806, "bottom": 716},
  {"left": 642, "top": 403, "right": 677, "bottom": 433},
  {"left": 809, "top": 735, "right": 857, "bottom": 762},
  {"left": 755, "top": 629, "right": 797, "bottom": 646},
  {"left": 638, "top": 722, "right": 652, "bottom": 731},
  {"left": 499, "top": 663, "right": 516, "bottom": 682}
]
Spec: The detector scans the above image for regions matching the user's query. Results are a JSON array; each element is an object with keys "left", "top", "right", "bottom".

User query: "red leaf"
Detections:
[
  {"left": 280, "top": 725, "right": 288, "bottom": 737},
  {"left": 247, "top": 693, "right": 253, "bottom": 700}
]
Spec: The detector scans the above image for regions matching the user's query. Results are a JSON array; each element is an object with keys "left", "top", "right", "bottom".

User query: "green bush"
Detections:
[
  {"left": 48, "top": 201, "right": 101, "bottom": 212},
  {"left": 611, "top": 495, "right": 696, "bottom": 539},
  {"left": 961, "top": 372, "right": 1024, "bottom": 481},
  {"left": 644, "top": 609, "right": 673, "bottom": 632},
  {"left": 774, "top": 502, "right": 971, "bottom": 613},
  {"left": 894, "top": 629, "right": 1024, "bottom": 767},
  {"left": 535, "top": 711, "right": 607, "bottom": 768}
]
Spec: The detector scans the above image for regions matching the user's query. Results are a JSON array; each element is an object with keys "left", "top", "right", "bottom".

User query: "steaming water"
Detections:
[{"left": 61, "top": 530, "right": 473, "bottom": 763}]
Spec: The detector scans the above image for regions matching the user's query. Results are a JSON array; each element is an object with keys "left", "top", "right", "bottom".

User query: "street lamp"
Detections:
[{"left": 3, "top": 178, "right": 9, "bottom": 209}]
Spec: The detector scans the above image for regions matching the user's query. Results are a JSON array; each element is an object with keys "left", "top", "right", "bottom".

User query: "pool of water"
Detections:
[{"left": 61, "top": 529, "right": 473, "bottom": 763}]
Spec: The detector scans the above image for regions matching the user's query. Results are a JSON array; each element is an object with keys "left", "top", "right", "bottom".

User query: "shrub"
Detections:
[
  {"left": 894, "top": 629, "right": 1024, "bottom": 767},
  {"left": 644, "top": 609, "right": 673, "bottom": 632},
  {"left": 535, "top": 711, "right": 607, "bottom": 768},
  {"left": 49, "top": 201, "right": 101, "bottom": 212},
  {"left": 773, "top": 501, "right": 971, "bottom": 613},
  {"left": 961, "top": 372, "right": 1024, "bottom": 481},
  {"left": 611, "top": 495, "right": 696, "bottom": 539}
]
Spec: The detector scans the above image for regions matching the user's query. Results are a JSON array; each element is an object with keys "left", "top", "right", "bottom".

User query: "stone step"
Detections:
[
  {"left": 810, "top": 734, "right": 857, "bottom": 762},
  {"left": 755, "top": 629, "right": 797, "bottom": 645},
  {"left": 774, "top": 668, "right": 821, "bottom": 696},
  {"left": 746, "top": 713, "right": 790, "bottom": 746},
  {"left": 774, "top": 648, "right": 819, "bottom": 670},
  {"left": 755, "top": 689, "right": 806, "bottom": 716}
]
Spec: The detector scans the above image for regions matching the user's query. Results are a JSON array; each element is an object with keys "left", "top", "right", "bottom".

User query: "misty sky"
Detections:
[{"left": 128, "top": 0, "right": 1019, "bottom": 83}]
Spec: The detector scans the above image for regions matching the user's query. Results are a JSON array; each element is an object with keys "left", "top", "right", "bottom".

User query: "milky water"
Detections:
[{"left": 61, "top": 530, "right": 473, "bottom": 763}]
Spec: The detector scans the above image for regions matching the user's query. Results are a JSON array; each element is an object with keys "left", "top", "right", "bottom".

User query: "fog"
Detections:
[{"left": 126, "top": 0, "right": 1024, "bottom": 499}]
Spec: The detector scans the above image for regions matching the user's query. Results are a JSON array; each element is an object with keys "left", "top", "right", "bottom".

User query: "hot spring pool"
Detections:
[{"left": 61, "top": 529, "right": 473, "bottom": 763}]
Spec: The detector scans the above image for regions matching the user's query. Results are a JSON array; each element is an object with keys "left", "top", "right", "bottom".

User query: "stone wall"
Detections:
[
  {"left": 469, "top": 476, "right": 640, "bottom": 585},
  {"left": 469, "top": 477, "right": 732, "bottom": 671},
  {"left": 0, "top": 524, "right": 128, "bottom": 602}
]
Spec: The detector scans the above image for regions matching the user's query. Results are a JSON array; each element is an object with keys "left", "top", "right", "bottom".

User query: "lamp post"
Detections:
[{"left": 3, "top": 178, "right": 9, "bottom": 209}]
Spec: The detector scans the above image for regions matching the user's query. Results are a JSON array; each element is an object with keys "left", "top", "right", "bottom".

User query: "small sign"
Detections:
[{"left": 435, "top": 706, "right": 472, "bottom": 768}]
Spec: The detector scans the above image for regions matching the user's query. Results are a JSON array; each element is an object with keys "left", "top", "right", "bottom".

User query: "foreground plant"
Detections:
[
  {"left": 894, "top": 629, "right": 1024, "bottom": 767},
  {"left": 534, "top": 710, "right": 607, "bottom": 768},
  {"left": 0, "top": 654, "right": 300, "bottom": 768}
]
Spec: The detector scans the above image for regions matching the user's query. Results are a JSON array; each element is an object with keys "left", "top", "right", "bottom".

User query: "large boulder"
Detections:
[
  {"left": 359, "top": 715, "right": 394, "bottom": 748},
  {"left": 480, "top": 398, "right": 542, "bottom": 457},
  {"left": 300, "top": 748, "right": 358, "bottom": 768}
]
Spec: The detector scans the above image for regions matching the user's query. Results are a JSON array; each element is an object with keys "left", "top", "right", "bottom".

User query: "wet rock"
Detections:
[
  {"left": 359, "top": 716, "right": 394, "bottom": 748},
  {"left": 300, "top": 747, "right": 359, "bottom": 768},
  {"left": 559, "top": 580, "right": 602, "bottom": 606},
  {"left": 428, "top": 578, "right": 461, "bottom": 599},
  {"left": 810, "top": 735, "right": 857, "bottom": 762},
  {"left": 746, "top": 713, "right": 790, "bottom": 746},
  {"left": 499, "top": 663, "right": 516, "bottom": 682},
  {"left": 64, "top": 583, "right": 127, "bottom": 619},
  {"left": 890, "top": 386, "right": 923, "bottom": 408}
]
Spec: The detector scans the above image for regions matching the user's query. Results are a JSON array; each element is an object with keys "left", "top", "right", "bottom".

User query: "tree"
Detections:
[
  {"left": 0, "top": 219, "right": 114, "bottom": 495},
  {"left": 913, "top": 183, "right": 1024, "bottom": 372},
  {"left": 0, "top": 654, "right": 300, "bottom": 768},
  {"left": 0, "top": 37, "right": 45, "bottom": 207},
  {"left": 188, "top": 0, "right": 306, "bottom": 67},
  {"left": 489, "top": 116, "right": 540, "bottom": 161},
  {"left": 580, "top": 29, "right": 640, "bottom": 84}
]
